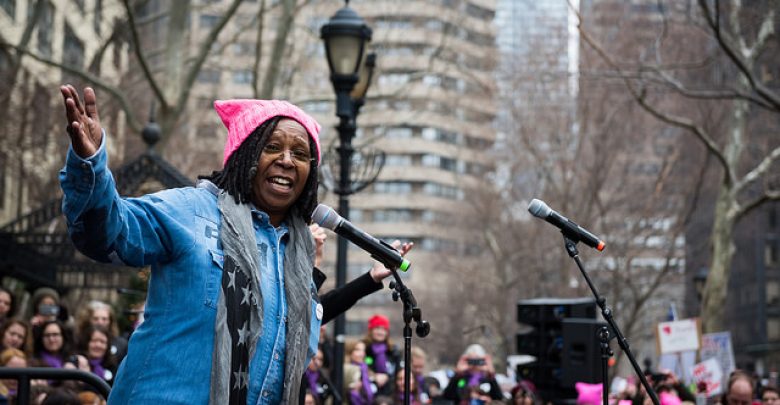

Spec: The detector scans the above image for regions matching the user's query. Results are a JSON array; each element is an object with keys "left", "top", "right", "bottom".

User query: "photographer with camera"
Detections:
[{"left": 443, "top": 344, "right": 503, "bottom": 404}]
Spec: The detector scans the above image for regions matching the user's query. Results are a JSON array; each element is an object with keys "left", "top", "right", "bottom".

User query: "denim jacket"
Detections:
[{"left": 59, "top": 137, "right": 321, "bottom": 404}]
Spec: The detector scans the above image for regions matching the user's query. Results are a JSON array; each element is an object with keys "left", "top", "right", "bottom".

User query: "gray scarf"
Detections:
[{"left": 210, "top": 190, "right": 314, "bottom": 405}]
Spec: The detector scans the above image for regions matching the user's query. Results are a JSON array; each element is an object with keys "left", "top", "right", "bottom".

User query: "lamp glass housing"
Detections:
[{"left": 326, "top": 35, "right": 363, "bottom": 76}]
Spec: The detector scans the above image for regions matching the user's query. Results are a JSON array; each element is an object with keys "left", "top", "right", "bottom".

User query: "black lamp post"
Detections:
[
  {"left": 321, "top": 3, "right": 372, "bottom": 402},
  {"left": 694, "top": 267, "right": 709, "bottom": 307}
]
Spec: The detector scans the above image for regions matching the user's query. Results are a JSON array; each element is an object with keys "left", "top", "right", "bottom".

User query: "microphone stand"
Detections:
[
  {"left": 562, "top": 236, "right": 660, "bottom": 405},
  {"left": 387, "top": 267, "right": 430, "bottom": 405}
]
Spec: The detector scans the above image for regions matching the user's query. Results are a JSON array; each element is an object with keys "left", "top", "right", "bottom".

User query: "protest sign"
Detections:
[
  {"left": 692, "top": 358, "right": 724, "bottom": 397},
  {"left": 657, "top": 318, "right": 701, "bottom": 354}
]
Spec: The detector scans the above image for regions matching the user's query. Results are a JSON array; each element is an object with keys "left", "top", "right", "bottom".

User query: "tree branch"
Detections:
[
  {"left": 121, "top": 0, "right": 169, "bottom": 109},
  {"left": 1, "top": 43, "right": 143, "bottom": 133},
  {"left": 573, "top": 7, "right": 734, "bottom": 185},
  {"left": 735, "top": 145, "right": 780, "bottom": 193},
  {"left": 176, "top": 0, "right": 243, "bottom": 115},
  {"left": 736, "top": 189, "right": 780, "bottom": 222},
  {"left": 697, "top": 0, "right": 780, "bottom": 112}
]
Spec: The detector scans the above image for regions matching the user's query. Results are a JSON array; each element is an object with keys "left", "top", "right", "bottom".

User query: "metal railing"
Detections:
[{"left": 0, "top": 367, "right": 111, "bottom": 404}]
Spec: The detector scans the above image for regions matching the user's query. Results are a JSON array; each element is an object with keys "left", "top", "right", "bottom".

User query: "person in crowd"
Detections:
[
  {"left": 74, "top": 326, "right": 116, "bottom": 385},
  {"left": 651, "top": 370, "right": 695, "bottom": 402},
  {"left": 763, "top": 385, "right": 779, "bottom": 405},
  {"left": 0, "top": 319, "right": 29, "bottom": 351},
  {"left": 60, "top": 85, "right": 325, "bottom": 404},
  {"left": 30, "top": 320, "right": 74, "bottom": 370},
  {"left": 722, "top": 371, "right": 755, "bottom": 405},
  {"left": 510, "top": 381, "right": 536, "bottom": 405},
  {"left": 410, "top": 346, "right": 430, "bottom": 403},
  {"left": 303, "top": 389, "right": 321, "bottom": 405},
  {"left": 394, "top": 367, "right": 422, "bottom": 405},
  {"left": 363, "top": 314, "right": 401, "bottom": 396},
  {"left": 75, "top": 301, "right": 127, "bottom": 363},
  {"left": 29, "top": 288, "right": 64, "bottom": 328},
  {"left": 41, "top": 387, "right": 82, "bottom": 405},
  {"left": 422, "top": 377, "right": 445, "bottom": 404},
  {"left": 303, "top": 348, "right": 337, "bottom": 405},
  {"left": 344, "top": 340, "right": 374, "bottom": 405},
  {"left": 77, "top": 390, "right": 107, "bottom": 405},
  {"left": 0, "top": 348, "right": 27, "bottom": 403},
  {"left": 442, "top": 344, "right": 502, "bottom": 404},
  {"left": 0, "top": 287, "right": 15, "bottom": 328}
]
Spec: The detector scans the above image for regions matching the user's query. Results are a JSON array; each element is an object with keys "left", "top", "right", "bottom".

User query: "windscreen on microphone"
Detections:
[
  {"left": 312, "top": 204, "right": 342, "bottom": 230},
  {"left": 528, "top": 199, "right": 552, "bottom": 219}
]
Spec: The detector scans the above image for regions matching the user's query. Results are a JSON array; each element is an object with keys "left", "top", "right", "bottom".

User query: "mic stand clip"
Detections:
[{"left": 562, "top": 236, "right": 660, "bottom": 405}]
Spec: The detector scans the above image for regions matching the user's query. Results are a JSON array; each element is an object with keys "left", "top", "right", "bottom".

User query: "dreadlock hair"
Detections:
[{"left": 199, "top": 116, "right": 320, "bottom": 221}]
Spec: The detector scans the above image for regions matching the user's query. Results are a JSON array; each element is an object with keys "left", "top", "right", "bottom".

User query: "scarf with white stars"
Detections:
[{"left": 210, "top": 191, "right": 314, "bottom": 405}]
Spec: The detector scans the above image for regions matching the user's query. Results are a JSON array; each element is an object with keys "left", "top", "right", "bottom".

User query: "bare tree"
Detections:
[{"left": 574, "top": 0, "right": 780, "bottom": 333}]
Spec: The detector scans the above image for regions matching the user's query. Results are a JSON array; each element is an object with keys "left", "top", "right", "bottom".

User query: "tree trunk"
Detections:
[{"left": 701, "top": 188, "right": 737, "bottom": 333}]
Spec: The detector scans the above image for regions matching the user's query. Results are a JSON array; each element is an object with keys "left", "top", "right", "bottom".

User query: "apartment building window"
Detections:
[
  {"left": 374, "top": 209, "right": 412, "bottom": 223},
  {"left": 378, "top": 73, "right": 410, "bottom": 86},
  {"left": 386, "top": 127, "right": 413, "bottom": 139},
  {"left": 769, "top": 318, "right": 780, "bottom": 341},
  {"left": 37, "top": 1, "right": 54, "bottom": 58},
  {"left": 1, "top": 0, "right": 15, "bottom": 19},
  {"left": 63, "top": 24, "right": 84, "bottom": 69},
  {"left": 373, "top": 181, "right": 412, "bottom": 195},
  {"left": 232, "top": 70, "right": 253, "bottom": 84},
  {"left": 197, "top": 69, "right": 221, "bottom": 84},
  {"left": 200, "top": 14, "right": 219, "bottom": 28},
  {"left": 767, "top": 238, "right": 779, "bottom": 267},
  {"left": 423, "top": 182, "right": 462, "bottom": 199},
  {"left": 421, "top": 154, "right": 440, "bottom": 168},
  {"left": 233, "top": 42, "right": 255, "bottom": 56},
  {"left": 466, "top": 2, "right": 495, "bottom": 20},
  {"left": 385, "top": 155, "right": 411, "bottom": 166}
]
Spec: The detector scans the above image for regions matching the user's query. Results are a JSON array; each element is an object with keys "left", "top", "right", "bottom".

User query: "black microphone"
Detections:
[
  {"left": 528, "top": 199, "right": 606, "bottom": 251},
  {"left": 312, "top": 204, "right": 411, "bottom": 271}
]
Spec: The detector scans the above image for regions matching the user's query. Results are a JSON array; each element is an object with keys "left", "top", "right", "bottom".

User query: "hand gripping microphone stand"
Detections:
[
  {"left": 387, "top": 266, "right": 430, "bottom": 405},
  {"left": 561, "top": 235, "right": 659, "bottom": 405}
]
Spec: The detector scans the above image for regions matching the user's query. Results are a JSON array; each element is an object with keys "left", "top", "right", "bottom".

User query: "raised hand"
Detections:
[
  {"left": 369, "top": 240, "right": 414, "bottom": 282},
  {"left": 309, "top": 223, "right": 327, "bottom": 268},
  {"left": 60, "top": 85, "right": 103, "bottom": 158}
]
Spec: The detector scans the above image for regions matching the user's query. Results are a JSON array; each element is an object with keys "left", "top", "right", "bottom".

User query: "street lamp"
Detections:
[
  {"left": 321, "top": 3, "right": 372, "bottom": 402},
  {"left": 694, "top": 267, "right": 709, "bottom": 304}
]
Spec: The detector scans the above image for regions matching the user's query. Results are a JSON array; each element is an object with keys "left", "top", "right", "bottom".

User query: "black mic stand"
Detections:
[
  {"left": 562, "top": 235, "right": 660, "bottom": 405},
  {"left": 388, "top": 268, "right": 430, "bottom": 405}
]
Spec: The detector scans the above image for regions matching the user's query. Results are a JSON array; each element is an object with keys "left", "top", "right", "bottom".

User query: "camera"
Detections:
[
  {"left": 39, "top": 304, "right": 60, "bottom": 317},
  {"left": 467, "top": 358, "right": 486, "bottom": 366},
  {"left": 650, "top": 372, "right": 669, "bottom": 382}
]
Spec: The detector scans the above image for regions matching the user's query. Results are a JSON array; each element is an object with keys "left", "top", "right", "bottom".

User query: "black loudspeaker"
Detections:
[
  {"left": 516, "top": 298, "right": 597, "bottom": 397},
  {"left": 560, "top": 318, "right": 607, "bottom": 387}
]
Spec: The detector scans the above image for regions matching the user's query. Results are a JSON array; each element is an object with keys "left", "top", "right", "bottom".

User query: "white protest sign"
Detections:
[
  {"left": 700, "top": 332, "right": 736, "bottom": 392},
  {"left": 692, "top": 358, "right": 724, "bottom": 397},
  {"left": 657, "top": 318, "right": 700, "bottom": 354}
]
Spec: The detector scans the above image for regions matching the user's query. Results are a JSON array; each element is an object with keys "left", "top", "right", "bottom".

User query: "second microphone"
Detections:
[{"left": 312, "top": 204, "right": 412, "bottom": 272}]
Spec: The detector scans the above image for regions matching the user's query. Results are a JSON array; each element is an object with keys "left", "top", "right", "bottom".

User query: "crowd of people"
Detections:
[
  {"left": 4, "top": 284, "right": 780, "bottom": 405},
  {"left": 0, "top": 285, "right": 127, "bottom": 404}
]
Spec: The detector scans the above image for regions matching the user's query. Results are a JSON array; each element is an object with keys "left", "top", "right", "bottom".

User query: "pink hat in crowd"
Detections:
[{"left": 214, "top": 99, "right": 322, "bottom": 166}]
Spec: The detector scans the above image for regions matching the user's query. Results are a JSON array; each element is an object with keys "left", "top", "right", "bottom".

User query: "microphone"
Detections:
[
  {"left": 312, "top": 204, "right": 411, "bottom": 271},
  {"left": 528, "top": 199, "right": 606, "bottom": 251}
]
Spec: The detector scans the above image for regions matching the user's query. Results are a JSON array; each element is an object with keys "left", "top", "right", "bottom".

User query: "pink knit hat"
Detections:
[{"left": 215, "top": 99, "right": 322, "bottom": 166}]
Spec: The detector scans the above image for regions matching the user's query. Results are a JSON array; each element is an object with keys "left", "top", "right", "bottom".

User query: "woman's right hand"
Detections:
[{"left": 60, "top": 85, "right": 103, "bottom": 158}]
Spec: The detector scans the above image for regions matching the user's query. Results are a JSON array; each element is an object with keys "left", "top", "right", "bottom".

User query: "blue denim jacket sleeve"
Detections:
[{"left": 59, "top": 132, "right": 195, "bottom": 266}]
